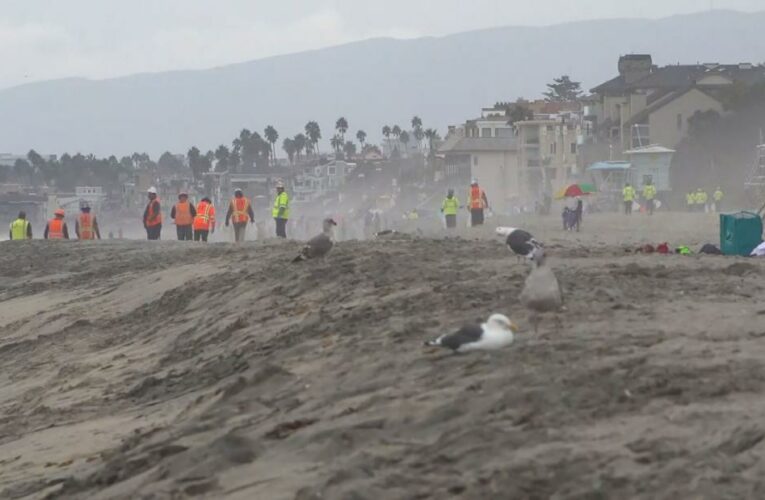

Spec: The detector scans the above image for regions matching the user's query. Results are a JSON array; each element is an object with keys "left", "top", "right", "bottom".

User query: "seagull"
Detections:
[
  {"left": 496, "top": 227, "right": 543, "bottom": 262},
  {"left": 292, "top": 218, "right": 337, "bottom": 262},
  {"left": 424, "top": 314, "right": 518, "bottom": 353},
  {"left": 520, "top": 249, "right": 564, "bottom": 333}
]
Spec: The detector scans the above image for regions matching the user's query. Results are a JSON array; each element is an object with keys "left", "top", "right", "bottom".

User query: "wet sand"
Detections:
[{"left": 1, "top": 212, "right": 765, "bottom": 499}]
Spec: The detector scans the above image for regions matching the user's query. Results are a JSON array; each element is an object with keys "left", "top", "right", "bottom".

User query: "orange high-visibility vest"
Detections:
[
  {"left": 174, "top": 201, "right": 193, "bottom": 226},
  {"left": 48, "top": 218, "right": 65, "bottom": 239},
  {"left": 230, "top": 197, "right": 250, "bottom": 224},
  {"left": 79, "top": 213, "right": 96, "bottom": 240},
  {"left": 469, "top": 186, "right": 485, "bottom": 209},
  {"left": 145, "top": 198, "right": 162, "bottom": 227},
  {"left": 193, "top": 201, "right": 215, "bottom": 230}
]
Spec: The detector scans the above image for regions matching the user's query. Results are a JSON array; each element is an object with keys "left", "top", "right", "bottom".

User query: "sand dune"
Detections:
[{"left": 1, "top": 213, "right": 765, "bottom": 499}]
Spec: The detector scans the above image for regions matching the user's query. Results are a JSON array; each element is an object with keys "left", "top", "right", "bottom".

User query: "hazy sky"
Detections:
[{"left": 0, "top": 0, "right": 762, "bottom": 89}]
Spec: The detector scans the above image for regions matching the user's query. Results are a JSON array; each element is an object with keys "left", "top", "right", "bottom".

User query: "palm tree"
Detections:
[
  {"left": 392, "top": 125, "right": 402, "bottom": 152},
  {"left": 330, "top": 134, "right": 343, "bottom": 154},
  {"left": 305, "top": 121, "right": 322, "bottom": 156},
  {"left": 399, "top": 130, "right": 411, "bottom": 155},
  {"left": 413, "top": 126, "right": 425, "bottom": 151},
  {"left": 335, "top": 117, "right": 349, "bottom": 142},
  {"left": 424, "top": 128, "right": 440, "bottom": 154},
  {"left": 282, "top": 138, "right": 297, "bottom": 165},
  {"left": 411, "top": 116, "right": 422, "bottom": 130},
  {"left": 264, "top": 126, "right": 279, "bottom": 167},
  {"left": 343, "top": 141, "right": 357, "bottom": 158},
  {"left": 294, "top": 133, "right": 307, "bottom": 160},
  {"left": 356, "top": 130, "right": 367, "bottom": 148},
  {"left": 382, "top": 125, "right": 392, "bottom": 154},
  {"left": 214, "top": 145, "right": 230, "bottom": 172}
]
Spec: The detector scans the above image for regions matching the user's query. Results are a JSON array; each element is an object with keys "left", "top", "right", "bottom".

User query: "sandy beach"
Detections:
[{"left": 2, "top": 212, "right": 765, "bottom": 499}]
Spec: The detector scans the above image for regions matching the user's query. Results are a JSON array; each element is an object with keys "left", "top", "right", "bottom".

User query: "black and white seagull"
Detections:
[
  {"left": 496, "top": 226, "right": 544, "bottom": 262},
  {"left": 292, "top": 218, "right": 337, "bottom": 262},
  {"left": 424, "top": 314, "right": 518, "bottom": 353}
]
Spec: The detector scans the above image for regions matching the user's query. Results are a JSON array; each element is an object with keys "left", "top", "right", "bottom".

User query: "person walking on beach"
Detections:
[
  {"left": 225, "top": 189, "right": 254, "bottom": 243},
  {"left": 76, "top": 201, "right": 101, "bottom": 240},
  {"left": 272, "top": 181, "right": 290, "bottom": 238},
  {"left": 9, "top": 211, "right": 32, "bottom": 240},
  {"left": 622, "top": 183, "right": 636, "bottom": 215},
  {"left": 574, "top": 197, "right": 583, "bottom": 231},
  {"left": 642, "top": 181, "right": 657, "bottom": 216},
  {"left": 696, "top": 188, "right": 708, "bottom": 213},
  {"left": 45, "top": 208, "right": 69, "bottom": 240},
  {"left": 714, "top": 187, "right": 724, "bottom": 212},
  {"left": 143, "top": 187, "right": 162, "bottom": 240},
  {"left": 171, "top": 192, "right": 196, "bottom": 241},
  {"left": 686, "top": 191, "right": 695, "bottom": 212},
  {"left": 468, "top": 179, "right": 489, "bottom": 227},
  {"left": 193, "top": 197, "right": 215, "bottom": 242},
  {"left": 441, "top": 189, "right": 460, "bottom": 229}
]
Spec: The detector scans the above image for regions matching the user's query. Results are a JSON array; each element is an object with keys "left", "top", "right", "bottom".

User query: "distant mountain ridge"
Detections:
[{"left": 1, "top": 9, "right": 764, "bottom": 157}]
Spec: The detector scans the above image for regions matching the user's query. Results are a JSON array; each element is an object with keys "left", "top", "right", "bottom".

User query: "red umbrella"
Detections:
[{"left": 555, "top": 184, "right": 589, "bottom": 199}]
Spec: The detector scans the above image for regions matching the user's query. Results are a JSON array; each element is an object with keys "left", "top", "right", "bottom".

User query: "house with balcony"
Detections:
[{"left": 588, "top": 54, "right": 765, "bottom": 159}]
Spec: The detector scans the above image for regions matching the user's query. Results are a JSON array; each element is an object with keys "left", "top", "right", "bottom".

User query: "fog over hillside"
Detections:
[{"left": 1, "top": 10, "right": 764, "bottom": 156}]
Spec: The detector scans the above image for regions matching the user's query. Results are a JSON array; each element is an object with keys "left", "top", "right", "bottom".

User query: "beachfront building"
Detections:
[
  {"left": 439, "top": 110, "right": 520, "bottom": 214},
  {"left": 588, "top": 54, "right": 765, "bottom": 159}
]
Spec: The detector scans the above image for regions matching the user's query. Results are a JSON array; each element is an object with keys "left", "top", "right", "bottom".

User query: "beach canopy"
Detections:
[{"left": 555, "top": 183, "right": 597, "bottom": 199}]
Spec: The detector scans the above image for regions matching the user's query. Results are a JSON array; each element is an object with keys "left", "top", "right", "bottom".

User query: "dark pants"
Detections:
[
  {"left": 470, "top": 209, "right": 484, "bottom": 227},
  {"left": 194, "top": 230, "right": 209, "bottom": 242},
  {"left": 233, "top": 222, "right": 247, "bottom": 243},
  {"left": 176, "top": 225, "right": 193, "bottom": 241},
  {"left": 146, "top": 225, "right": 161, "bottom": 240},
  {"left": 275, "top": 218, "right": 287, "bottom": 238},
  {"left": 624, "top": 201, "right": 632, "bottom": 215},
  {"left": 445, "top": 214, "right": 457, "bottom": 229},
  {"left": 575, "top": 210, "right": 582, "bottom": 231},
  {"left": 646, "top": 199, "right": 655, "bottom": 215}
]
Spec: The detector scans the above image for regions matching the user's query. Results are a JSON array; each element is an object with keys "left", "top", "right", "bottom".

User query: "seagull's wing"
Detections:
[
  {"left": 439, "top": 324, "right": 484, "bottom": 351},
  {"left": 306, "top": 233, "right": 333, "bottom": 258}
]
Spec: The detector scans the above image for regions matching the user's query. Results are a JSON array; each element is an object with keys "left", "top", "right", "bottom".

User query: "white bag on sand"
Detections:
[{"left": 751, "top": 241, "right": 765, "bottom": 257}]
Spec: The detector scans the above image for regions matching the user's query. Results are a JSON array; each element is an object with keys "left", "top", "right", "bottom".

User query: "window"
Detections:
[
  {"left": 677, "top": 113, "right": 683, "bottom": 130},
  {"left": 473, "top": 155, "right": 479, "bottom": 166},
  {"left": 546, "top": 125, "right": 554, "bottom": 132},
  {"left": 610, "top": 127, "right": 621, "bottom": 139},
  {"left": 549, "top": 142, "right": 557, "bottom": 155},
  {"left": 570, "top": 143, "right": 577, "bottom": 154},
  {"left": 328, "top": 167, "right": 336, "bottom": 175},
  {"left": 482, "top": 128, "right": 492, "bottom": 138}
]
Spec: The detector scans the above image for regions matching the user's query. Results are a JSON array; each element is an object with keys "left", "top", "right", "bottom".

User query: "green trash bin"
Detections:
[{"left": 720, "top": 212, "right": 763, "bottom": 256}]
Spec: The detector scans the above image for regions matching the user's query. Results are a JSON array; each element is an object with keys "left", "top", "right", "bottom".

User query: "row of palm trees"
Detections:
[{"left": 188, "top": 116, "right": 440, "bottom": 178}]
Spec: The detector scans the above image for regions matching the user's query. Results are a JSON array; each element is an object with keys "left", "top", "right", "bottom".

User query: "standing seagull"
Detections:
[
  {"left": 496, "top": 227, "right": 543, "bottom": 262},
  {"left": 520, "top": 249, "right": 563, "bottom": 333},
  {"left": 292, "top": 218, "right": 337, "bottom": 262},
  {"left": 424, "top": 314, "right": 518, "bottom": 353}
]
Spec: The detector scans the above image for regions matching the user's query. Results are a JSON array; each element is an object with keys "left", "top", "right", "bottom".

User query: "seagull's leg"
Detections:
[
  {"left": 554, "top": 314, "right": 563, "bottom": 333},
  {"left": 530, "top": 313, "right": 540, "bottom": 335}
]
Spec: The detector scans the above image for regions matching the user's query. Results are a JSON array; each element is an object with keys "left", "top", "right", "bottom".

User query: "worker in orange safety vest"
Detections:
[{"left": 193, "top": 197, "right": 216, "bottom": 242}]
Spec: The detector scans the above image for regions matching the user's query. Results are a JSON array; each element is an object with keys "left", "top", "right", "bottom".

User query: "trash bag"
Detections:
[{"left": 699, "top": 243, "right": 723, "bottom": 255}]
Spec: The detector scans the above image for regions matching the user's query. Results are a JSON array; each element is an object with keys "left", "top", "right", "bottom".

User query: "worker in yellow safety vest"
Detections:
[
  {"left": 441, "top": 189, "right": 460, "bottom": 229},
  {"left": 9, "top": 211, "right": 32, "bottom": 240},
  {"left": 696, "top": 189, "right": 708, "bottom": 213},
  {"left": 272, "top": 181, "right": 290, "bottom": 238},
  {"left": 622, "top": 183, "right": 636, "bottom": 215},
  {"left": 686, "top": 192, "right": 695, "bottom": 212},
  {"left": 642, "top": 181, "right": 657, "bottom": 216}
]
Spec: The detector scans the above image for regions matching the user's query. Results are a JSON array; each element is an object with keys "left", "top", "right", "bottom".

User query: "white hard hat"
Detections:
[
  {"left": 147, "top": 186, "right": 157, "bottom": 194},
  {"left": 276, "top": 180, "right": 285, "bottom": 188}
]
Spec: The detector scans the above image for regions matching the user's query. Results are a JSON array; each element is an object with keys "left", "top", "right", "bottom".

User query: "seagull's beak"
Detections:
[{"left": 509, "top": 322, "right": 520, "bottom": 333}]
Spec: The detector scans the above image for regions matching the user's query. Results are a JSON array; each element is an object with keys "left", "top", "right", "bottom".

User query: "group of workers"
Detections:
[
  {"left": 621, "top": 181, "right": 658, "bottom": 215},
  {"left": 8, "top": 202, "right": 101, "bottom": 241},
  {"left": 686, "top": 188, "right": 724, "bottom": 212},
  {"left": 141, "top": 181, "right": 290, "bottom": 242},
  {"left": 439, "top": 179, "right": 490, "bottom": 229}
]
